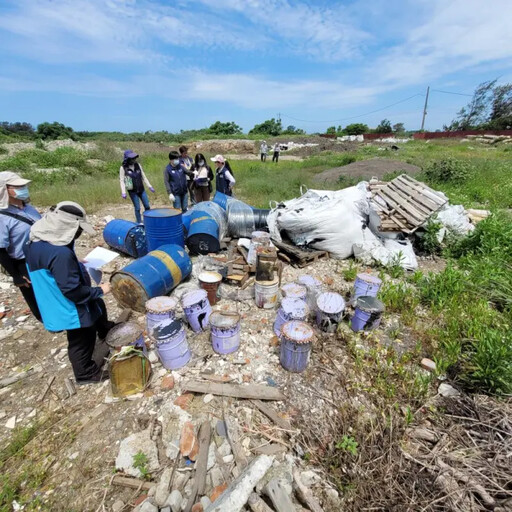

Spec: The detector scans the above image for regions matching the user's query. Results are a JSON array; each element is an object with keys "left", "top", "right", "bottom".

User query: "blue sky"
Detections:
[{"left": 1, "top": 0, "right": 511, "bottom": 133}]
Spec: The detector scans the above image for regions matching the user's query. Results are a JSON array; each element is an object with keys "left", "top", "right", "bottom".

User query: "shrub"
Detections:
[{"left": 424, "top": 157, "right": 473, "bottom": 183}]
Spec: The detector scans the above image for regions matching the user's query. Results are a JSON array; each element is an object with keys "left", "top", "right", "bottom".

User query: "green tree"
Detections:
[
  {"left": 392, "top": 122, "right": 405, "bottom": 133},
  {"left": 282, "top": 125, "right": 305, "bottom": 135},
  {"left": 375, "top": 119, "right": 392, "bottom": 133},
  {"left": 0, "top": 122, "right": 35, "bottom": 137},
  {"left": 344, "top": 123, "right": 369, "bottom": 135},
  {"left": 207, "top": 121, "right": 243, "bottom": 135},
  {"left": 36, "top": 121, "right": 75, "bottom": 140},
  {"left": 249, "top": 118, "right": 282, "bottom": 136},
  {"left": 326, "top": 126, "right": 336, "bottom": 135}
]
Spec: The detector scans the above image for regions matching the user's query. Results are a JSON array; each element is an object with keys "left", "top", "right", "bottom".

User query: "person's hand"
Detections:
[
  {"left": 16, "top": 276, "right": 31, "bottom": 288},
  {"left": 169, "top": 193, "right": 175, "bottom": 202},
  {"left": 122, "top": 193, "right": 127, "bottom": 199},
  {"left": 100, "top": 283, "right": 111, "bottom": 295},
  {"left": 149, "top": 187, "right": 155, "bottom": 193}
]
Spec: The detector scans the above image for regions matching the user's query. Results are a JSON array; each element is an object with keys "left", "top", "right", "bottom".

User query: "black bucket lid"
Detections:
[{"left": 356, "top": 295, "right": 385, "bottom": 313}]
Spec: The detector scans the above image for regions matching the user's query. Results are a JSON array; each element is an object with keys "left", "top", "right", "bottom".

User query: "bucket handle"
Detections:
[{"left": 300, "top": 184, "right": 309, "bottom": 196}]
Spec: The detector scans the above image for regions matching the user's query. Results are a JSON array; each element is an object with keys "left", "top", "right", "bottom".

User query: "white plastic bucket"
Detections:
[{"left": 255, "top": 277, "right": 279, "bottom": 309}]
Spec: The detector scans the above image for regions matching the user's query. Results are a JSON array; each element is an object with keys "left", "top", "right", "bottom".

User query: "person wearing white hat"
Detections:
[
  {"left": 0, "top": 171, "right": 41, "bottom": 320},
  {"left": 211, "top": 155, "right": 236, "bottom": 196},
  {"left": 24, "top": 201, "right": 114, "bottom": 384}
]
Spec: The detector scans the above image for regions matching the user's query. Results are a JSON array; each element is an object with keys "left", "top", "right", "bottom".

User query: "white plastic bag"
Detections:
[
  {"left": 436, "top": 205, "right": 475, "bottom": 236},
  {"left": 353, "top": 238, "right": 418, "bottom": 270}
]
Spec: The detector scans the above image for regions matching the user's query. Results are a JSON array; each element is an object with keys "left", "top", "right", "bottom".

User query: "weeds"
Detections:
[
  {"left": 424, "top": 157, "right": 473, "bottom": 183},
  {"left": 132, "top": 451, "right": 151, "bottom": 480},
  {"left": 336, "top": 435, "right": 358, "bottom": 457},
  {"left": 415, "top": 217, "right": 443, "bottom": 255},
  {"left": 341, "top": 260, "right": 359, "bottom": 281}
]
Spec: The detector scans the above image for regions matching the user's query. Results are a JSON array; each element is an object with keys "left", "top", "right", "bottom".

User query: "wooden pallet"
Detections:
[
  {"left": 370, "top": 174, "right": 447, "bottom": 233},
  {"left": 271, "top": 239, "right": 329, "bottom": 268}
]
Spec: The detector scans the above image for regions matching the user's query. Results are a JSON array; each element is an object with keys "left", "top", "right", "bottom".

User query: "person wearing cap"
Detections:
[
  {"left": 119, "top": 150, "right": 155, "bottom": 224},
  {"left": 272, "top": 142, "right": 281, "bottom": 163},
  {"left": 24, "top": 202, "right": 114, "bottom": 384},
  {"left": 260, "top": 141, "right": 268, "bottom": 162},
  {"left": 178, "top": 146, "right": 196, "bottom": 205},
  {"left": 0, "top": 171, "right": 42, "bottom": 321},
  {"left": 164, "top": 151, "right": 189, "bottom": 212},
  {"left": 211, "top": 155, "right": 236, "bottom": 196}
]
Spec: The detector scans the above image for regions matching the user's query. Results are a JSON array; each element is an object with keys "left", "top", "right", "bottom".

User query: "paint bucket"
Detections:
[
  {"left": 103, "top": 219, "right": 148, "bottom": 258},
  {"left": 213, "top": 191, "right": 233, "bottom": 211},
  {"left": 110, "top": 349, "right": 152, "bottom": 397},
  {"left": 190, "top": 201, "right": 227, "bottom": 240},
  {"left": 111, "top": 244, "right": 192, "bottom": 312},
  {"left": 353, "top": 273, "right": 382, "bottom": 300},
  {"left": 154, "top": 319, "right": 191, "bottom": 370},
  {"left": 186, "top": 212, "right": 220, "bottom": 255},
  {"left": 145, "top": 296, "right": 178, "bottom": 340},
  {"left": 351, "top": 296, "right": 385, "bottom": 332},
  {"left": 255, "top": 277, "right": 279, "bottom": 309},
  {"left": 279, "top": 320, "right": 314, "bottom": 373},
  {"left": 316, "top": 292, "right": 345, "bottom": 333},
  {"left": 273, "top": 298, "right": 309, "bottom": 337},
  {"left": 297, "top": 275, "right": 323, "bottom": 315},
  {"left": 144, "top": 208, "right": 184, "bottom": 251},
  {"left": 182, "top": 289, "right": 212, "bottom": 332},
  {"left": 281, "top": 283, "right": 307, "bottom": 301},
  {"left": 210, "top": 311, "right": 241, "bottom": 355},
  {"left": 105, "top": 322, "right": 147, "bottom": 355},
  {"left": 198, "top": 271, "right": 222, "bottom": 306},
  {"left": 248, "top": 231, "right": 271, "bottom": 265}
]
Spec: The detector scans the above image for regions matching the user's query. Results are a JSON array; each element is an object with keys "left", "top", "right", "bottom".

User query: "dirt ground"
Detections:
[{"left": 314, "top": 158, "right": 422, "bottom": 183}]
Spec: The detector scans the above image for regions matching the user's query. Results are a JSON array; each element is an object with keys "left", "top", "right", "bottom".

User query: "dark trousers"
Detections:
[
  {"left": 66, "top": 299, "right": 113, "bottom": 381},
  {"left": 19, "top": 284, "right": 42, "bottom": 322},
  {"left": 272, "top": 151, "right": 279, "bottom": 162},
  {"left": 260, "top": 153, "right": 267, "bottom": 162},
  {"left": 194, "top": 186, "right": 210, "bottom": 203}
]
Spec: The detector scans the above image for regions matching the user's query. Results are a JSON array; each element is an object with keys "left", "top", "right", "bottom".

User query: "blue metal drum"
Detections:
[
  {"left": 213, "top": 191, "right": 233, "bottom": 211},
  {"left": 186, "top": 212, "right": 220, "bottom": 255},
  {"left": 110, "top": 244, "right": 192, "bottom": 312},
  {"left": 143, "top": 208, "right": 184, "bottom": 251},
  {"left": 103, "top": 219, "right": 148, "bottom": 258}
]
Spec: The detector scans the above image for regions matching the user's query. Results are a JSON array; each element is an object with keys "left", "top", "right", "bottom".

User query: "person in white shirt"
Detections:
[
  {"left": 193, "top": 153, "right": 214, "bottom": 203},
  {"left": 260, "top": 141, "right": 268, "bottom": 162}
]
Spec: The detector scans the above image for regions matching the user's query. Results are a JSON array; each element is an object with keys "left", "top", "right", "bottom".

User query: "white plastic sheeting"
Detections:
[
  {"left": 353, "top": 238, "right": 418, "bottom": 270},
  {"left": 436, "top": 205, "right": 475, "bottom": 237}
]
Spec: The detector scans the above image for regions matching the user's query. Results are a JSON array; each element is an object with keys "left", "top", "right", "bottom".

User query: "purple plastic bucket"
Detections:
[
  {"left": 353, "top": 273, "right": 382, "bottom": 300},
  {"left": 182, "top": 289, "right": 212, "bottom": 332},
  {"left": 154, "top": 319, "right": 191, "bottom": 370},
  {"left": 145, "top": 296, "right": 177, "bottom": 340},
  {"left": 351, "top": 296, "right": 385, "bottom": 332},
  {"left": 273, "top": 298, "right": 309, "bottom": 337},
  {"left": 210, "top": 311, "right": 241, "bottom": 355},
  {"left": 105, "top": 322, "right": 147, "bottom": 355},
  {"left": 316, "top": 292, "right": 345, "bottom": 333},
  {"left": 281, "top": 283, "right": 307, "bottom": 301},
  {"left": 279, "top": 320, "right": 314, "bottom": 373}
]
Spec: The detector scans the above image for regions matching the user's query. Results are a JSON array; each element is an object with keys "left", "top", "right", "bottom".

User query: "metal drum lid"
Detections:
[
  {"left": 316, "top": 292, "right": 345, "bottom": 314},
  {"left": 281, "top": 320, "right": 314, "bottom": 344},
  {"left": 182, "top": 289, "right": 208, "bottom": 308},
  {"left": 106, "top": 322, "right": 143, "bottom": 348},
  {"left": 210, "top": 311, "right": 240, "bottom": 329},
  {"left": 145, "top": 296, "right": 178, "bottom": 313}
]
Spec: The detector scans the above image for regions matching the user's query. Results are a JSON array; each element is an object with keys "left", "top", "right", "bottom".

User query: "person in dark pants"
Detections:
[
  {"left": 119, "top": 150, "right": 155, "bottom": 224},
  {"left": 179, "top": 145, "right": 196, "bottom": 205},
  {"left": 24, "top": 201, "right": 114, "bottom": 384},
  {"left": 260, "top": 141, "right": 268, "bottom": 162},
  {"left": 193, "top": 153, "right": 214, "bottom": 203},
  {"left": 164, "top": 151, "right": 189, "bottom": 212},
  {"left": 0, "top": 172, "right": 42, "bottom": 321},
  {"left": 211, "top": 155, "right": 236, "bottom": 196},
  {"left": 272, "top": 142, "right": 281, "bottom": 163}
]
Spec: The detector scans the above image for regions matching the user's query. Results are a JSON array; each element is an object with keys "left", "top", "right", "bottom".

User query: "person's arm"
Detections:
[
  {"left": 208, "top": 166, "right": 214, "bottom": 181},
  {"left": 119, "top": 166, "right": 126, "bottom": 196},
  {"left": 0, "top": 248, "right": 24, "bottom": 284},
  {"left": 225, "top": 170, "right": 236, "bottom": 187},
  {"left": 163, "top": 167, "right": 172, "bottom": 194},
  {"left": 140, "top": 165, "right": 154, "bottom": 192},
  {"left": 50, "top": 249, "right": 103, "bottom": 305}
]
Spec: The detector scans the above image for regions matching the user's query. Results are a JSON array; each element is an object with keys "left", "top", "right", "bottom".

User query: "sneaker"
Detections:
[{"left": 76, "top": 368, "right": 109, "bottom": 386}]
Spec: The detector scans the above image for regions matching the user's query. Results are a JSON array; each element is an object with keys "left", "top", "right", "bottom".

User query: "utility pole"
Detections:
[
  {"left": 277, "top": 112, "right": 281, "bottom": 123},
  {"left": 420, "top": 86, "right": 430, "bottom": 131}
]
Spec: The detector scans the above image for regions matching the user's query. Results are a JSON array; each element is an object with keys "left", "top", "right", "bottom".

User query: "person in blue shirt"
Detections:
[
  {"left": 24, "top": 201, "right": 114, "bottom": 384},
  {"left": 0, "top": 171, "right": 41, "bottom": 321},
  {"left": 164, "top": 151, "right": 189, "bottom": 212}
]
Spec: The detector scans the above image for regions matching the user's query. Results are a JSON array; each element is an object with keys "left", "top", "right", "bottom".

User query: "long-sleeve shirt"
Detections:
[{"left": 119, "top": 164, "right": 153, "bottom": 195}]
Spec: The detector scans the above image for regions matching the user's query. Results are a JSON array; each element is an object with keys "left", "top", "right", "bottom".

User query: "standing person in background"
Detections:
[
  {"left": 179, "top": 146, "right": 196, "bottom": 205},
  {"left": 272, "top": 142, "right": 281, "bottom": 163},
  {"left": 164, "top": 151, "right": 189, "bottom": 212},
  {"left": 119, "top": 150, "right": 155, "bottom": 224},
  {"left": 193, "top": 153, "right": 214, "bottom": 203},
  {"left": 211, "top": 155, "right": 235, "bottom": 196},
  {"left": 260, "top": 140, "right": 268, "bottom": 162},
  {"left": 24, "top": 202, "right": 114, "bottom": 384},
  {"left": 0, "top": 172, "right": 41, "bottom": 321}
]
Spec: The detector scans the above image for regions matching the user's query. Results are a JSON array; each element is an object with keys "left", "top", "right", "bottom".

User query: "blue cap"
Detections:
[{"left": 124, "top": 150, "right": 138, "bottom": 159}]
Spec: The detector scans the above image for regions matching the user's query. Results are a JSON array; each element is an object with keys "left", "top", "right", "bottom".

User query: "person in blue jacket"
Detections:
[
  {"left": 24, "top": 201, "right": 114, "bottom": 384},
  {"left": 211, "top": 154, "right": 236, "bottom": 196},
  {"left": 164, "top": 150, "right": 188, "bottom": 212}
]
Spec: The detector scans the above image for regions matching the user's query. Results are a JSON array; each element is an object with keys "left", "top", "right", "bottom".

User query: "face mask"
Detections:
[
  {"left": 171, "top": 159, "right": 180, "bottom": 166},
  {"left": 14, "top": 187, "right": 30, "bottom": 201},
  {"left": 198, "top": 160, "right": 205, "bottom": 166}
]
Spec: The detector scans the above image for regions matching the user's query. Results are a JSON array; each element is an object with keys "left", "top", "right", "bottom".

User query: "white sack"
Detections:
[
  {"left": 436, "top": 205, "right": 475, "bottom": 237},
  {"left": 353, "top": 238, "right": 418, "bottom": 270}
]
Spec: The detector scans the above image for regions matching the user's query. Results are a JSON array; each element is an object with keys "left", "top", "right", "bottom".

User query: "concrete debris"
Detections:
[
  {"left": 115, "top": 430, "right": 160, "bottom": 478},
  {"left": 5, "top": 416, "right": 16, "bottom": 429},
  {"left": 421, "top": 358, "right": 437, "bottom": 372},
  {"left": 155, "top": 467, "right": 173, "bottom": 507},
  {"left": 166, "top": 489, "right": 183, "bottom": 512},
  {"left": 438, "top": 382, "right": 461, "bottom": 397}
]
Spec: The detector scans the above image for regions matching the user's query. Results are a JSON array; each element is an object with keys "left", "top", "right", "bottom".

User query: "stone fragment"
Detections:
[
  {"left": 218, "top": 440, "right": 231, "bottom": 457},
  {"left": 115, "top": 430, "right": 160, "bottom": 478},
  {"left": 209, "top": 467, "right": 224, "bottom": 488},
  {"left": 166, "top": 489, "right": 182, "bottom": 512},
  {"left": 421, "top": 358, "right": 436, "bottom": 372},
  {"left": 191, "top": 504, "right": 203, "bottom": 512},
  {"left": 203, "top": 394, "right": 214, "bottom": 404},
  {"left": 174, "top": 393, "right": 194, "bottom": 410},
  {"left": 111, "top": 500, "right": 125, "bottom": 512},
  {"left": 439, "top": 382, "right": 460, "bottom": 397},
  {"left": 155, "top": 467, "right": 173, "bottom": 507},
  {"left": 5, "top": 416, "right": 16, "bottom": 429},
  {"left": 223, "top": 454, "right": 234, "bottom": 464},
  {"left": 139, "top": 500, "right": 158, "bottom": 512},
  {"left": 300, "top": 470, "right": 321, "bottom": 488},
  {"left": 161, "top": 375, "right": 175, "bottom": 390},
  {"left": 148, "top": 351, "right": 158, "bottom": 364},
  {"left": 200, "top": 496, "right": 211, "bottom": 510}
]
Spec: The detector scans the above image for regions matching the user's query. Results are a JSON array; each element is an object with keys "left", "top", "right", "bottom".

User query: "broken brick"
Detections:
[
  {"left": 180, "top": 421, "right": 199, "bottom": 459},
  {"left": 174, "top": 393, "right": 194, "bottom": 410},
  {"left": 210, "top": 483, "right": 227, "bottom": 503},
  {"left": 161, "top": 375, "right": 175, "bottom": 390},
  {"left": 191, "top": 504, "right": 203, "bottom": 512}
]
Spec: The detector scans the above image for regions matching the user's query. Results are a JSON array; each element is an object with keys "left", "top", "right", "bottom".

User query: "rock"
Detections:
[
  {"left": 112, "top": 499, "right": 125, "bottom": 512},
  {"left": 421, "top": 358, "right": 436, "bottom": 372},
  {"left": 300, "top": 469, "right": 321, "bottom": 488},
  {"left": 166, "top": 489, "right": 182, "bottom": 512},
  {"left": 115, "top": 430, "right": 160, "bottom": 478},
  {"left": 161, "top": 508, "right": 170, "bottom": 512},
  {"left": 139, "top": 500, "right": 158, "bottom": 512},
  {"left": 325, "top": 487, "right": 341, "bottom": 507},
  {"left": 174, "top": 393, "right": 194, "bottom": 410},
  {"left": 161, "top": 375, "right": 175, "bottom": 390},
  {"left": 439, "top": 382, "right": 460, "bottom": 397},
  {"left": 210, "top": 483, "right": 228, "bottom": 503},
  {"left": 200, "top": 497, "right": 211, "bottom": 510},
  {"left": 5, "top": 416, "right": 16, "bottom": 429},
  {"left": 209, "top": 467, "right": 224, "bottom": 488},
  {"left": 218, "top": 440, "right": 231, "bottom": 457},
  {"left": 203, "top": 394, "right": 214, "bottom": 404},
  {"left": 191, "top": 504, "right": 203, "bottom": 512},
  {"left": 155, "top": 467, "right": 173, "bottom": 507},
  {"left": 16, "top": 315, "right": 29, "bottom": 323},
  {"left": 222, "top": 454, "right": 234, "bottom": 464},
  {"left": 103, "top": 215, "right": 115, "bottom": 223},
  {"left": 180, "top": 422, "right": 199, "bottom": 460},
  {"left": 160, "top": 402, "right": 193, "bottom": 459},
  {"left": 207, "top": 442, "right": 216, "bottom": 471},
  {"left": 216, "top": 420, "right": 227, "bottom": 438},
  {"left": 148, "top": 351, "right": 159, "bottom": 364}
]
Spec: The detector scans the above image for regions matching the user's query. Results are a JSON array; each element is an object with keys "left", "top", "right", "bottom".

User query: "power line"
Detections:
[
  {"left": 431, "top": 89, "right": 473, "bottom": 97},
  {"left": 281, "top": 93, "right": 424, "bottom": 124}
]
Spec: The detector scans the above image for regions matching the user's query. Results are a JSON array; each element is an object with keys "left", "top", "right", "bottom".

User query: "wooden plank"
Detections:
[
  {"left": 377, "top": 188, "right": 426, "bottom": 223},
  {"left": 112, "top": 475, "right": 155, "bottom": 491},
  {"left": 225, "top": 415, "right": 249, "bottom": 470},
  {"left": 195, "top": 420, "right": 211, "bottom": 495},
  {"left": 392, "top": 177, "right": 441, "bottom": 210},
  {"left": 200, "top": 373, "right": 235, "bottom": 383},
  {"left": 387, "top": 182, "right": 436, "bottom": 215},
  {"left": 182, "top": 380, "right": 285, "bottom": 401},
  {"left": 263, "top": 478, "right": 297, "bottom": 512},
  {"left": 250, "top": 400, "right": 292, "bottom": 430},
  {"left": 399, "top": 175, "right": 447, "bottom": 205},
  {"left": 253, "top": 444, "right": 287, "bottom": 456},
  {"left": 64, "top": 377, "right": 76, "bottom": 398},
  {"left": 0, "top": 367, "right": 36, "bottom": 389},
  {"left": 376, "top": 191, "right": 422, "bottom": 226},
  {"left": 39, "top": 375, "right": 56, "bottom": 402}
]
